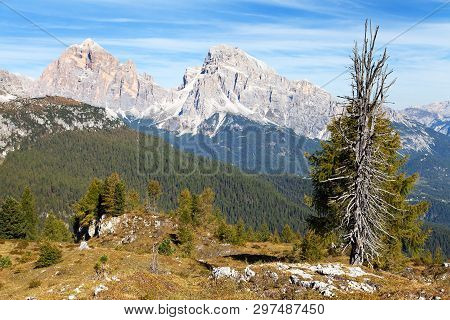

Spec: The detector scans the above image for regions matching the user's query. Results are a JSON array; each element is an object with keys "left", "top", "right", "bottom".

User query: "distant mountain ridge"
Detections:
[
  {"left": 0, "top": 96, "right": 122, "bottom": 157},
  {"left": 401, "top": 101, "right": 450, "bottom": 136}
]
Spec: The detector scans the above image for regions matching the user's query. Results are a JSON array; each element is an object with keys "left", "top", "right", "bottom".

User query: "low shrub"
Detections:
[
  {"left": 18, "top": 251, "right": 33, "bottom": 263},
  {"left": 94, "top": 255, "right": 108, "bottom": 277},
  {"left": 0, "top": 256, "right": 12, "bottom": 269},
  {"left": 16, "top": 240, "right": 29, "bottom": 250},
  {"left": 291, "top": 230, "right": 326, "bottom": 263},
  {"left": 35, "top": 243, "right": 62, "bottom": 268},
  {"left": 28, "top": 279, "right": 41, "bottom": 289},
  {"left": 300, "top": 230, "right": 326, "bottom": 262},
  {"left": 158, "top": 239, "right": 175, "bottom": 256}
]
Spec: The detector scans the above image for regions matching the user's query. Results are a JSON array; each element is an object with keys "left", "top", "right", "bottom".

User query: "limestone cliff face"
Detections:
[
  {"left": 36, "top": 39, "right": 168, "bottom": 116},
  {"left": 0, "top": 70, "right": 33, "bottom": 102},
  {"left": 154, "top": 44, "right": 337, "bottom": 138}
]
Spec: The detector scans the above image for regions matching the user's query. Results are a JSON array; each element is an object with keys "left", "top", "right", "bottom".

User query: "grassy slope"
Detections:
[{"left": 0, "top": 211, "right": 448, "bottom": 300}]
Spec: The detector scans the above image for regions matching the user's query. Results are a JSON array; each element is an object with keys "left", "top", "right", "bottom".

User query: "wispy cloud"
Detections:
[{"left": 0, "top": 0, "right": 449, "bottom": 106}]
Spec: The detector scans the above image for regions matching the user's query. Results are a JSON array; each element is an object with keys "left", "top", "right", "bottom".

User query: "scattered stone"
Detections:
[
  {"left": 299, "top": 280, "right": 337, "bottom": 297},
  {"left": 68, "top": 294, "right": 76, "bottom": 300},
  {"left": 111, "top": 275, "right": 120, "bottom": 282},
  {"left": 78, "top": 241, "right": 90, "bottom": 250},
  {"left": 243, "top": 266, "right": 256, "bottom": 281},
  {"left": 418, "top": 296, "right": 426, "bottom": 300},
  {"left": 154, "top": 220, "right": 161, "bottom": 228},
  {"left": 345, "top": 280, "right": 376, "bottom": 293},
  {"left": 432, "top": 296, "right": 441, "bottom": 300},
  {"left": 26, "top": 296, "right": 37, "bottom": 300},
  {"left": 276, "top": 262, "right": 290, "bottom": 271},
  {"left": 98, "top": 216, "right": 121, "bottom": 236},
  {"left": 288, "top": 268, "right": 313, "bottom": 280},
  {"left": 346, "top": 267, "right": 367, "bottom": 277},
  {"left": 88, "top": 221, "right": 96, "bottom": 238},
  {"left": 94, "top": 284, "right": 108, "bottom": 296},
  {"left": 121, "top": 234, "right": 137, "bottom": 244},
  {"left": 310, "top": 264, "right": 345, "bottom": 276},
  {"left": 443, "top": 262, "right": 450, "bottom": 268},
  {"left": 289, "top": 275, "right": 302, "bottom": 285},
  {"left": 265, "top": 271, "right": 279, "bottom": 282},
  {"left": 212, "top": 267, "right": 240, "bottom": 280}
]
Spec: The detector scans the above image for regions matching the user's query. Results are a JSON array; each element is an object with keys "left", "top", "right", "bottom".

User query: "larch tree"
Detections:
[
  {"left": 309, "top": 21, "right": 428, "bottom": 265},
  {"left": 147, "top": 179, "right": 162, "bottom": 211},
  {"left": 21, "top": 186, "right": 38, "bottom": 240}
]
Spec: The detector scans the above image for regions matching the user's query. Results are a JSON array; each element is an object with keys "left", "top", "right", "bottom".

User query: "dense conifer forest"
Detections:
[{"left": 0, "top": 128, "right": 314, "bottom": 233}]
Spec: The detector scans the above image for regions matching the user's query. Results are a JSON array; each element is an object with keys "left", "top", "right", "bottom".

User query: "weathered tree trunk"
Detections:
[{"left": 336, "top": 20, "right": 394, "bottom": 265}]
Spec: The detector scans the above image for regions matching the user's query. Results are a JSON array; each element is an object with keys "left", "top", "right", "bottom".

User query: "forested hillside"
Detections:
[{"left": 0, "top": 128, "right": 313, "bottom": 232}]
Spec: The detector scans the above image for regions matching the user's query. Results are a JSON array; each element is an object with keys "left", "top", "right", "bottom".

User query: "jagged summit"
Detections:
[
  {"left": 205, "top": 44, "right": 274, "bottom": 74},
  {"left": 78, "top": 38, "right": 103, "bottom": 49}
]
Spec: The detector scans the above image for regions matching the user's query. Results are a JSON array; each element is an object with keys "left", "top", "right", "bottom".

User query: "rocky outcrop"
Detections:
[
  {"left": 212, "top": 267, "right": 241, "bottom": 280},
  {"left": 297, "top": 280, "right": 337, "bottom": 297},
  {"left": 98, "top": 215, "right": 121, "bottom": 236},
  {"left": 243, "top": 266, "right": 256, "bottom": 281},
  {"left": 209, "top": 262, "right": 382, "bottom": 297},
  {"left": 0, "top": 70, "right": 33, "bottom": 101},
  {"left": 78, "top": 241, "right": 90, "bottom": 250},
  {"left": 93, "top": 284, "right": 108, "bottom": 297}
]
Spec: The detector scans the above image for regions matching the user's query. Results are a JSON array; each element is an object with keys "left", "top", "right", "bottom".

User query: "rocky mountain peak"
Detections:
[
  {"left": 35, "top": 39, "right": 168, "bottom": 115},
  {"left": 78, "top": 38, "right": 103, "bottom": 50},
  {"left": 204, "top": 44, "right": 274, "bottom": 76},
  {"left": 0, "top": 70, "right": 33, "bottom": 102}
]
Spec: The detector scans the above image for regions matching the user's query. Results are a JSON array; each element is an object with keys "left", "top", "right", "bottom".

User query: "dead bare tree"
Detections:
[
  {"left": 150, "top": 243, "right": 159, "bottom": 273},
  {"left": 332, "top": 21, "right": 396, "bottom": 265}
]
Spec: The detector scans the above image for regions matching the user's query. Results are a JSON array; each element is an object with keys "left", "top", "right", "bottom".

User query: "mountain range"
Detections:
[
  {"left": 0, "top": 38, "right": 448, "bottom": 226},
  {"left": 0, "top": 39, "right": 446, "bottom": 148}
]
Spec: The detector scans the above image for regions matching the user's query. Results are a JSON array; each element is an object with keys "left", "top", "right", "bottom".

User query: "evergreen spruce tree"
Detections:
[
  {"left": 96, "top": 173, "right": 126, "bottom": 217},
  {"left": 147, "top": 180, "right": 162, "bottom": 211},
  {"left": 0, "top": 197, "right": 27, "bottom": 239},
  {"left": 281, "top": 224, "right": 296, "bottom": 243},
  {"left": 309, "top": 21, "right": 428, "bottom": 265},
  {"left": 271, "top": 229, "right": 281, "bottom": 243},
  {"left": 235, "top": 218, "right": 247, "bottom": 244},
  {"left": 21, "top": 187, "right": 38, "bottom": 240},
  {"left": 42, "top": 213, "right": 73, "bottom": 242},
  {"left": 257, "top": 223, "right": 271, "bottom": 242},
  {"left": 113, "top": 180, "right": 126, "bottom": 216},
  {"left": 126, "top": 189, "right": 141, "bottom": 211},
  {"left": 73, "top": 178, "right": 103, "bottom": 232},
  {"left": 99, "top": 173, "right": 121, "bottom": 216},
  {"left": 198, "top": 187, "right": 215, "bottom": 221},
  {"left": 177, "top": 189, "right": 193, "bottom": 225}
]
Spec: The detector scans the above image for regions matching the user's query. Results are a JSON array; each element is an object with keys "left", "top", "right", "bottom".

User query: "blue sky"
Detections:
[{"left": 0, "top": 0, "right": 449, "bottom": 108}]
